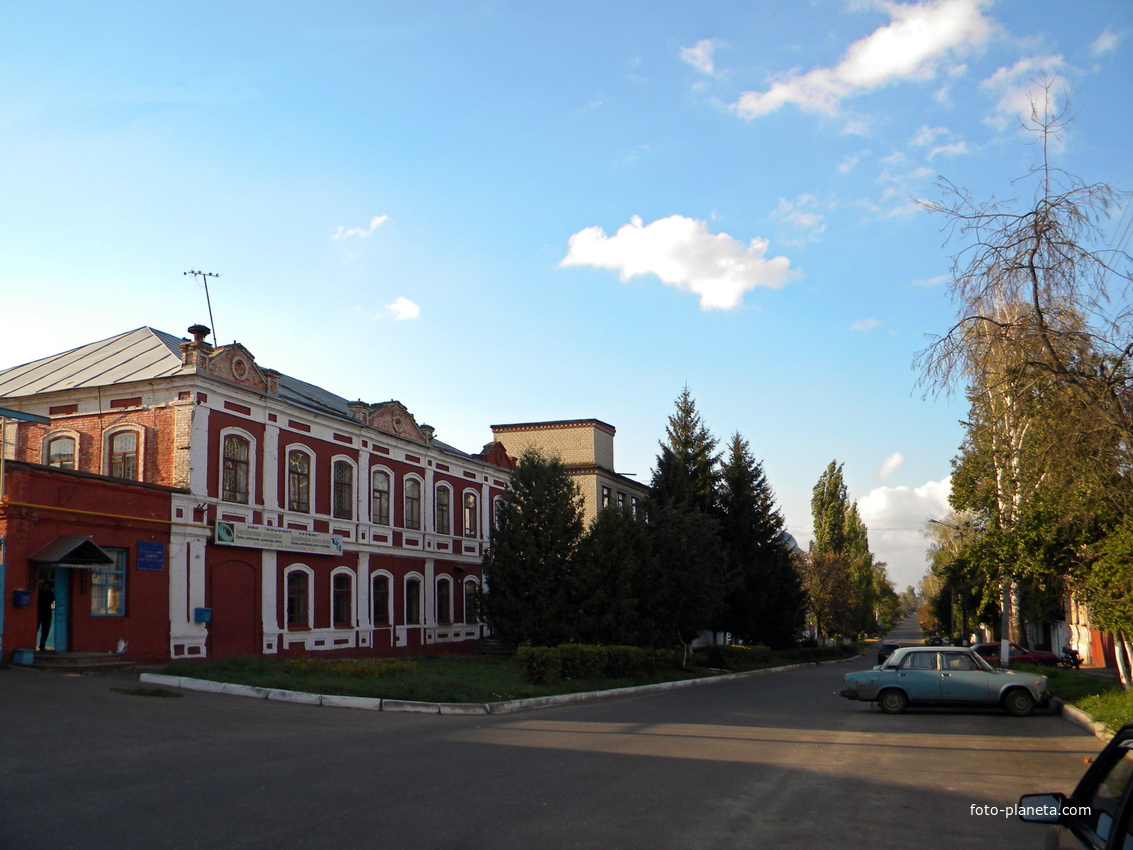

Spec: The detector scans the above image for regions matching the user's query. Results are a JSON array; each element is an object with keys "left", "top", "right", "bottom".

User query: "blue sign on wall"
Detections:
[{"left": 137, "top": 541, "right": 165, "bottom": 571}]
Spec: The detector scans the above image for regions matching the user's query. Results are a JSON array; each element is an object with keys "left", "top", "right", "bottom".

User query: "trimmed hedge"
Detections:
[
  {"left": 516, "top": 645, "right": 674, "bottom": 684},
  {"left": 699, "top": 644, "right": 772, "bottom": 670},
  {"left": 779, "top": 644, "right": 856, "bottom": 663}
]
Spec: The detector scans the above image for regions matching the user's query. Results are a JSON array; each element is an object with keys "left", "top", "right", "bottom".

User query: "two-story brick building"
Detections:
[{"left": 0, "top": 324, "right": 512, "bottom": 663}]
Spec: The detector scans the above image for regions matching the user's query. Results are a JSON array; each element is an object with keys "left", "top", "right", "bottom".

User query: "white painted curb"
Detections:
[{"left": 138, "top": 653, "right": 860, "bottom": 716}]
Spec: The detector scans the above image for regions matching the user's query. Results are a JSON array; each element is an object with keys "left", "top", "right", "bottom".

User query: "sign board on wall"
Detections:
[
  {"left": 214, "top": 521, "right": 344, "bottom": 557},
  {"left": 136, "top": 541, "right": 165, "bottom": 570}
]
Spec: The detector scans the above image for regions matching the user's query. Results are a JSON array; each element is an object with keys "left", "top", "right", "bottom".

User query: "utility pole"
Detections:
[{"left": 183, "top": 271, "right": 220, "bottom": 346}]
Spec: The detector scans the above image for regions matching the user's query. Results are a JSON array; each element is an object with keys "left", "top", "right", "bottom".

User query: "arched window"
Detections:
[
  {"left": 371, "top": 470, "right": 391, "bottom": 525},
  {"left": 332, "top": 572, "right": 353, "bottom": 627},
  {"left": 404, "top": 478, "right": 422, "bottom": 531},
  {"left": 332, "top": 460, "right": 353, "bottom": 520},
  {"left": 223, "top": 435, "right": 250, "bottom": 503},
  {"left": 286, "top": 570, "right": 310, "bottom": 628},
  {"left": 436, "top": 577, "right": 451, "bottom": 623},
  {"left": 463, "top": 492, "right": 478, "bottom": 538},
  {"left": 435, "top": 485, "right": 451, "bottom": 535},
  {"left": 46, "top": 436, "right": 76, "bottom": 470},
  {"left": 405, "top": 577, "right": 422, "bottom": 625},
  {"left": 464, "top": 580, "right": 479, "bottom": 624},
  {"left": 287, "top": 450, "right": 311, "bottom": 513},
  {"left": 372, "top": 574, "right": 391, "bottom": 625},
  {"left": 108, "top": 431, "right": 139, "bottom": 480}
]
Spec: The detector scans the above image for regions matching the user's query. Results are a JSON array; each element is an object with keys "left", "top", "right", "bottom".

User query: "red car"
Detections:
[{"left": 971, "top": 642, "right": 1058, "bottom": 667}]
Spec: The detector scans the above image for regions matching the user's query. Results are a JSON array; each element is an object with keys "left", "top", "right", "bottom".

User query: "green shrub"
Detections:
[
  {"left": 700, "top": 644, "right": 772, "bottom": 670},
  {"left": 516, "top": 644, "right": 676, "bottom": 683},
  {"left": 516, "top": 646, "right": 560, "bottom": 684}
]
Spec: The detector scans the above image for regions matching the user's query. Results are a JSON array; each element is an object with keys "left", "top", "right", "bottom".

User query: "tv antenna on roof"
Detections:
[{"left": 183, "top": 270, "right": 220, "bottom": 346}]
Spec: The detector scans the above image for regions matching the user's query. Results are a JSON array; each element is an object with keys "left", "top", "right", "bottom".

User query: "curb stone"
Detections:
[
  {"left": 1052, "top": 697, "right": 1114, "bottom": 742},
  {"left": 139, "top": 653, "right": 858, "bottom": 715}
]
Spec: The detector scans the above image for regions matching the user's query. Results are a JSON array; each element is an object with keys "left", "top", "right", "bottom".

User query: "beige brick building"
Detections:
[{"left": 490, "top": 419, "right": 649, "bottom": 527}]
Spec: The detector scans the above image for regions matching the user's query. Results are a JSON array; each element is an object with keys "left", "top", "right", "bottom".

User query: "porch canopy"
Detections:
[{"left": 29, "top": 536, "right": 114, "bottom": 569}]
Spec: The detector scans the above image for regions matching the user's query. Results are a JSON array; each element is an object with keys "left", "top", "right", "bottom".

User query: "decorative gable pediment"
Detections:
[
  {"left": 179, "top": 326, "right": 278, "bottom": 394},
  {"left": 350, "top": 400, "right": 428, "bottom": 444},
  {"left": 205, "top": 344, "right": 271, "bottom": 392}
]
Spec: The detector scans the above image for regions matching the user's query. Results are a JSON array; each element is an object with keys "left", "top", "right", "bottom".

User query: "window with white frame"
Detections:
[
  {"left": 287, "top": 449, "right": 311, "bottom": 513},
  {"left": 107, "top": 430, "right": 140, "bottom": 480},
  {"left": 436, "top": 577, "right": 451, "bottom": 623},
  {"left": 332, "top": 571, "right": 354, "bottom": 627},
  {"left": 435, "top": 485, "right": 451, "bottom": 535},
  {"left": 371, "top": 469, "right": 391, "bottom": 525},
  {"left": 404, "top": 477, "right": 422, "bottom": 531},
  {"left": 222, "top": 434, "right": 251, "bottom": 503},
  {"left": 372, "top": 574, "right": 391, "bottom": 625},
  {"left": 463, "top": 492, "right": 478, "bottom": 538},
  {"left": 464, "top": 579, "right": 479, "bottom": 624},
  {"left": 45, "top": 434, "right": 77, "bottom": 470},
  {"left": 332, "top": 460, "right": 353, "bottom": 520},
  {"left": 405, "top": 577, "right": 422, "bottom": 625},
  {"left": 286, "top": 568, "right": 312, "bottom": 628}
]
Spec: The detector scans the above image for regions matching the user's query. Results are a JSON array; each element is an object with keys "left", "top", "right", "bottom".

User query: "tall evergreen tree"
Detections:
[
  {"left": 718, "top": 434, "right": 805, "bottom": 648},
  {"left": 645, "top": 501, "right": 729, "bottom": 659},
  {"left": 650, "top": 386, "right": 721, "bottom": 514},
  {"left": 481, "top": 448, "right": 584, "bottom": 646},
  {"left": 572, "top": 505, "right": 655, "bottom": 646}
]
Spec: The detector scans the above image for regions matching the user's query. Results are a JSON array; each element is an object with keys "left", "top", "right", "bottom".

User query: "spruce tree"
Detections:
[
  {"left": 650, "top": 386, "right": 721, "bottom": 514},
  {"left": 719, "top": 434, "right": 806, "bottom": 648},
  {"left": 480, "top": 448, "right": 584, "bottom": 646}
]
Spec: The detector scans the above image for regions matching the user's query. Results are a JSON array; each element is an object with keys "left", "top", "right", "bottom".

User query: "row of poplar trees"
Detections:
[{"left": 481, "top": 389, "right": 806, "bottom": 654}]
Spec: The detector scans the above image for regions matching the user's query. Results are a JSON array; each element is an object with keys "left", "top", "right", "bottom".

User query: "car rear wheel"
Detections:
[
  {"left": 878, "top": 689, "right": 908, "bottom": 714},
  {"left": 1003, "top": 689, "right": 1036, "bottom": 717}
]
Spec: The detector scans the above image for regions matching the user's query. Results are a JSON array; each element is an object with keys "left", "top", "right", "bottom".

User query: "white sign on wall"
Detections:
[{"left": 214, "top": 521, "right": 344, "bottom": 557}]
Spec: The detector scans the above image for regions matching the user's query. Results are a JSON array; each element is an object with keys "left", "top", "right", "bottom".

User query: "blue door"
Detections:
[
  {"left": 52, "top": 568, "right": 69, "bottom": 652},
  {"left": 897, "top": 651, "right": 942, "bottom": 700},
  {"left": 939, "top": 651, "right": 991, "bottom": 701}
]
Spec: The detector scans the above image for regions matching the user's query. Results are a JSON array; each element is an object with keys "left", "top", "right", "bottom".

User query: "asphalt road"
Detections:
[{"left": 0, "top": 647, "right": 1097, "bottom": 850}]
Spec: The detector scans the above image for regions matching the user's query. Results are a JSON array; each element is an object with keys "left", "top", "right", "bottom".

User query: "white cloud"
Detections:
[
  {"left": 333, "top": 214, "right": 389, "bottom": 240},
  {"left": 385, "top": 296, "right": 420, "bottom": 321},
  {"left": 912, "top": 273, "right": 950, "bottom": 287},
  {"left": 857, "top": 476, "right": 953, "bottom": 590},
  {"left": 1092, "top": 28, "right": 1121, "bottom": 57},
  {"left": 980, "top": 55, "right": 1067, "bottom": 132},
  {"left": 768, "top": 194, "right": 827, "bottom": 246},
  {"left": 850, "top": 318, "right": 881, "bottom": 331},
  {"left": 680, "top": 39, "right": 722, "bottom": 75},
  {"left": 560, "top": 214, "right": 795, "bottom": 311},
  {"left": 875, "top": 451, "right": 907, "bottom": 482},
  {"left": 731, "top": 0, "right": 992, "bottom": 119},
  {"left": 910, "top": 124, "right": 969, "bottom": 160}
]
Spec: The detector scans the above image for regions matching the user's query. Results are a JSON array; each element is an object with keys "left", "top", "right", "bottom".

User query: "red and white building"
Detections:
[{"left": 0, "top": 324, "right": 512, "bottom": 663}]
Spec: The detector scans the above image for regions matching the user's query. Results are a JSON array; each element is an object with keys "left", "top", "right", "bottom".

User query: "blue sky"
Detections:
[{"left": 2, "top": 0, "right": 1130, "bottom": 591}]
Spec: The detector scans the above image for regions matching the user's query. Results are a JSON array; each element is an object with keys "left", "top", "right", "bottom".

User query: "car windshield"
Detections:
[{"left": 969, "top": 652, "right": 995, "bottom": 672}]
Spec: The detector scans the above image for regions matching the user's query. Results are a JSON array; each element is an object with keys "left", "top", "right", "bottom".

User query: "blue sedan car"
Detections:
[{"left": 840, "top": 646, "right": 1049, "bottom": 716}]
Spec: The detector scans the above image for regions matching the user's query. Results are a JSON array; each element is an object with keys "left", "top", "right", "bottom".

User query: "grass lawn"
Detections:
[
  {"left": 160, "top": 654, "right": 717, "bottom": 703},
  {"left": 160, "top": 645, "right": 858, "bottom": 704},
  {"left": 1015, "top": 662, "right": 1132, "bottom": 732}
]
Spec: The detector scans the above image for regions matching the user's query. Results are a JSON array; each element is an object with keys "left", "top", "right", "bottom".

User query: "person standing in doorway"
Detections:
[{"left": 37, "top": 577, "right": 55, "bottom": 651}]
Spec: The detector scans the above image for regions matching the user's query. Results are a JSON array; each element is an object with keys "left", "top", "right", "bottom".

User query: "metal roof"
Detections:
[
  {"left": 0, "top": 327, "right": 184, "bottom": 398},
  {"left": 0, "top": 326, "right": 499, "bottom": 468}
]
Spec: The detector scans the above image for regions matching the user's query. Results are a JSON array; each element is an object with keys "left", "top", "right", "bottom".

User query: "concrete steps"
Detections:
[{"left": 21, "top": 651, "right": 135, "bottom": 674}]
